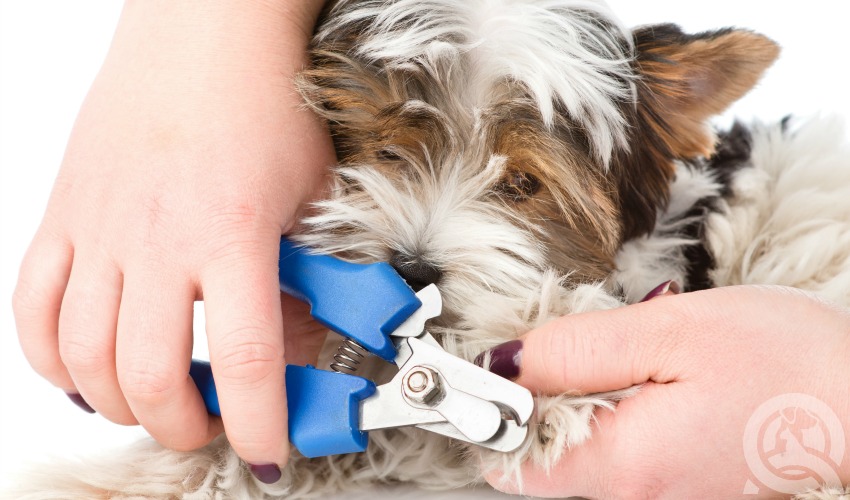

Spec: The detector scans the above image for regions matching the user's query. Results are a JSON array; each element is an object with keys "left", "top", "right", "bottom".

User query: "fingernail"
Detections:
[
  {"left": 474, "top": 339, "right": 522, "bottom": 381},
  {"left": 248, "top": 463, "right": 282, "bottom": 484},
  {"left": 640, "top": 280, "right": 680, "bottom": 302},
  {"left": 65, "top": 392, "right": 96, "bottom": 414}
]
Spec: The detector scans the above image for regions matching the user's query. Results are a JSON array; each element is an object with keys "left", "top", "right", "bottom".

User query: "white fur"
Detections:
[
  {"left": 320, "top": 0, "right": 635, "bottom": 166},
  {"left": 706, "top": 117, "right": 850, "bottom": 307}
]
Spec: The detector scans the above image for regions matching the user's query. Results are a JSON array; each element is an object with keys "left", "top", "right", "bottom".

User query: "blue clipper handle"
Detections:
[
  {"left": 189, "top": 360, "right": 375, "bottom": 457},
  {"left": 285, "top": 365, "right": 375, "bottom": 457},
  {"left": 278, "top": 237, "right": 420, "bottom": 361}
]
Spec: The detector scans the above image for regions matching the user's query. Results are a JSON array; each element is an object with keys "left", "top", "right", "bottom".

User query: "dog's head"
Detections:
[{"left": 294, "top": 0, "right": 778, "bottom": 346}]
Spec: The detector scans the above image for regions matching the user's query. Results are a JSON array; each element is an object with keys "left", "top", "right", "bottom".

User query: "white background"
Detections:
[{"left": 1, "top": 1, "right": 849, "bottom": 497}]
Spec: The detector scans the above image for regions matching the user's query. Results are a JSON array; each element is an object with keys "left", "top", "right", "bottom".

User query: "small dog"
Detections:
[{"left": 11, "top": 0, "right": 850, "bottom": 498}]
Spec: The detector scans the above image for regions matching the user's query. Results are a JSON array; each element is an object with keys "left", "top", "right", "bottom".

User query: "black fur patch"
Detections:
[{"left": 683, "top": 122, "right": 754, "bottom": 291}]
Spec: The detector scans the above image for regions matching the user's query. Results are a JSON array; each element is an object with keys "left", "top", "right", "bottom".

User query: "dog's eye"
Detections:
[
  {"left": 495, "top": 171, "right": 541, "bottom": 201},
  {"left": 377, "top": 148, "right": 402, "bottom": 162}
]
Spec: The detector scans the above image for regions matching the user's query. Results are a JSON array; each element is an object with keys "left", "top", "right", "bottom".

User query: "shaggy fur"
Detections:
[{"left": 6, "top": 0, "right": 850, "bottom": 498}]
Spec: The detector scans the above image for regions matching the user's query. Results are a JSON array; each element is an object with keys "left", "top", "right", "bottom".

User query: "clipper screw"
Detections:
[{"left": 402, "top": 366, "right": 442, "bottom": 405}]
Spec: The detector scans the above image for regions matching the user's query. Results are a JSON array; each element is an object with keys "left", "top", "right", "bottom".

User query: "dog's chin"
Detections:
[{"left": 430, "top": 272, "right": 610, "bottom": 353}]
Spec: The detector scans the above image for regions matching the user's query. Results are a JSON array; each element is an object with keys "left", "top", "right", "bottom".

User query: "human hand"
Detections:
[
  {"left": 12, "top": 0, "right": 333, "bottom": 482},
  {"left": 479, "top": 285, "right": 850, "bottom": 498}
]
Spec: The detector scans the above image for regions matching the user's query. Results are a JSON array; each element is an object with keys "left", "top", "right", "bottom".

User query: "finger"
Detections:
[
  {"left": 281, "top": 293, "right": 327, "bottom": 367},
  {"left": 14, "top": 230, "right": 75, "bottom": 390},
  {"left": 57, "top": 252, "right": 135, "bottom": 423},
  {"left": 482, "top": 400, "right": 640, "bottom": 498},
  {"left": 484, "top": 384, "right": 671, "bottom": 499},
  {"left": 116, "top": 268, "right": 222, "bottom": 451},
  {"left": 202, "top": 238, "right": 288, "bottom": 477},
  {"left": 475, "top": 295, "right": 693, "bottom": 395}
]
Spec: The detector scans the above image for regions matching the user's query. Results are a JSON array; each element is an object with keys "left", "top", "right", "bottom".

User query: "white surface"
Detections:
[{"left": 1, "top": 0, "right": 849, "bottom": 496}]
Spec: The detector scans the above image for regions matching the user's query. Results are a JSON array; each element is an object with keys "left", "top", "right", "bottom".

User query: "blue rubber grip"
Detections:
[
  {"left": 189, "top": 360, "right": 220, "bottom": 416},
  {"left": 285, "top": 365, "right": 375, "bottom": 457},
  {"left": 189, "top": 361, "right": 375, "bottom": 457},
  {"left": 278, "top": 237, "right": 420, "bottom": 361}
]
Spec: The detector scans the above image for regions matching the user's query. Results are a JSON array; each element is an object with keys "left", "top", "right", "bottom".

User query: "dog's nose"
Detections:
[{"left": 389, "top": 252, "right": 442, "bottom": 292}]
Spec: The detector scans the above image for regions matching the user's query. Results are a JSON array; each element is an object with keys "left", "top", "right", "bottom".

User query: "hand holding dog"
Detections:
[
  {"left": 12, "top": 0, "right": 333, "bottom": 481},
  {"left": 483, "top": 286, "right": 850, "bottom": 498}
]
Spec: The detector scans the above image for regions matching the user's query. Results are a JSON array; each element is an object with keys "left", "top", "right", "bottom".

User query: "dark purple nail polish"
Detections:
[
  {"left": 640, "top": 280, "right": 680, "bottom": 302},
  {"left": 474, "top": 339, "right": 522, "bottom": 381},
  {"left": 249, "top": 463, "right": 282, "bottom": 484},
  {"left": 65, "top": 392, "right": 96, "bottom": 414}
]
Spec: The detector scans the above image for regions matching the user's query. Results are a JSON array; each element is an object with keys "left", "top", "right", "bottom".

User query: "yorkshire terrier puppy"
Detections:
[{"left": 11, "top": 0, "right": 850, "bottom": 499}]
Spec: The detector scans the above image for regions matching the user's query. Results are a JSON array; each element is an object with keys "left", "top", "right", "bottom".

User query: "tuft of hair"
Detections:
[{"left": 316, "top": 0, "right": 635, "bottom": 166}]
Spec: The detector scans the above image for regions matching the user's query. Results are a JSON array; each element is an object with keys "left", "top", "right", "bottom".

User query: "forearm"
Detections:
[{"left": 109, "top": 0, "right": 325, "bottom": 82}]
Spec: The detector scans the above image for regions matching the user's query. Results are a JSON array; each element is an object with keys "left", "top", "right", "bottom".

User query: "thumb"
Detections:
[{"left": 474, "top": 291, "right": 691, "bottom": 395}]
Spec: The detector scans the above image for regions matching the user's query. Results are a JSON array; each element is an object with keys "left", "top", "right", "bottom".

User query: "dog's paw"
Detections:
[{"left": 477, "top": 388, "right": 637, "bottom": 490}]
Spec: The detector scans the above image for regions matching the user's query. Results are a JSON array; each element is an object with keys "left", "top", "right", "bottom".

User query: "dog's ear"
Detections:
[
  {"left": 614, "top": 24, "right": 778, "bottom": 240},
  {"left": 633, "top": 24, "right": 780, "bottom": 159}
]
